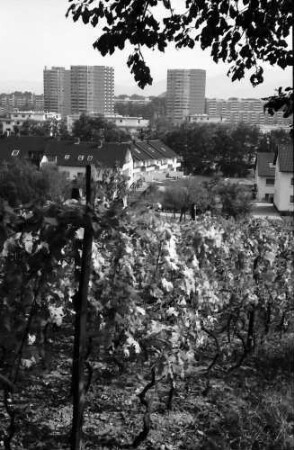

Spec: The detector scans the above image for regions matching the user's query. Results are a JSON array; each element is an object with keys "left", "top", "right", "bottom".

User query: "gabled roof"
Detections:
[
  {"left": 274, "top": 144, "right": 293, "bottom": 173},
  {"left": 0, "top": 136, "right": 47, "bottom": 163},
  {"left": 0, "top": 136, "right": 180, "bottom": 169},
  {"left": 131, "top": 139, "right": 179, "bottom": 162},
  {"left": 0, "top": 135, "right": 47, "bottom": 153},
  {"left": 256, "top": 152, "right": 275, "bottom": 177},
  {"left": 45, "top": 140, "right": 132, "bottom": 168},
  {"left": 148, "top": 140, "right": 179, "bottom": 159},
  {"left": 133, "top": 141, "right": 159, "bottom": 161}
]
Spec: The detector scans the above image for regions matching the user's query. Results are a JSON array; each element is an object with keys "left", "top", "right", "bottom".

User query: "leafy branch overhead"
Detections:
[{"left": 66, "top": 0, "right": 293, "bottom": 89}]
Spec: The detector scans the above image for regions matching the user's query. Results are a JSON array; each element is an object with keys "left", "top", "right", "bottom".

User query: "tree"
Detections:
[
  {"left": 257, "top": 127, "right": 293, "bottom": 153},
  {"left": 164, "top": 122, "right": 259, "bottom": 176},
  {"left": 262, "top": 86, "right": 293, "bottom": 131},
  {"left": 72, "top": 114, "right": 131, "bottom": 142},
  {"left": 114, "top": 96, "right": 167, "bottom": 124},
  {"left": 57, "top": 118, "right": 71, "bottom": 139},
  {"left": 0, "top": 159, "right": 70, "bottom": 207},
  {"left": 20, "top": 119, "right": 52, "bottom": 137},
  {"left": 66, "top": 0, "right": 293, "bottom": 116},
  {"left": 215, "top": 123, "right": 259, "bottom": 177},
  {"left": 206, "top": 180, "right": 252, "bottom": 219}
]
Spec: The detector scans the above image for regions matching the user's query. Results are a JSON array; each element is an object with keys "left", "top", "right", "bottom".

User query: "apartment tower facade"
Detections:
[
  {"left": 70, "top": 65, "right": 114, "bottom": 115},
  {"left": 166, "top": 69, "right": 206, "bottom": 123},
  {"left": 43, "top": 67, "right": 71, "bottom": 117}
]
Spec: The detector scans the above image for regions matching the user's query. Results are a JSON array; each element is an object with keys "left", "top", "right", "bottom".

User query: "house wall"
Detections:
[
  {"left": 133, "top": 157, "right": 182, "bottom": 182},
  {"left": 0, "top": 111, "right": 62, "bottom": 135},
  {"left": 41, "top": 150, "right": 134, "bottom": 186},
  {"left": 274, "top": 159, "right": 294, "bottom": 212},
  {"left": 57, "top": 165, "right": 86, "bottom": 180},
  {"left": 255, "top": 174, "right": 275, "bottom": 201},
  {"left": 121, "top": 149, "right": 134, "bottom": 188}
]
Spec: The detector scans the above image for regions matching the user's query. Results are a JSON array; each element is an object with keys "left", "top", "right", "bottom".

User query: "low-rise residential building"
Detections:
[
  {"left": 0, "top": 111, "right": 61, "bottom": 135},
  {"left": 40, "top": 139, "right": 181, "bottom": 183},
  {"left": 104, "top": 114, "right": 149, "bottom": 136},
  {"left": 0, "top": 136, "right": 47, "bottom": 166},
  {"left": 40, "top": 140, "right": 134, "bottom": 187},
  {"left": 114, "top": 96, "right": 151, "bottom": 106},
  {"left": 66, "top": 113, "right": 149, "bottom": 137},
  {"left": 131, "top": 140, "right": 182, "bottom": 182},
  {"left": 255, "top": 145, "right": 294, "bottom": 214},
  {"left": 186, "top": 114, "right": 227, "bottom": 124},
  {"left": 273, "top": 145, "right": 294, "bottom": 214},
  {"left": 255, "top": 152, "right": 276, "bottom": 202},
  {"left": 0, "top": 136, "right": 182, "bottom": 188}
]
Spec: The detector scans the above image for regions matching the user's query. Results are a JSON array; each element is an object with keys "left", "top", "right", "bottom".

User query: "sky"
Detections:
[{"left": 0, "top": 0, "right": 292, "bottom": 98}]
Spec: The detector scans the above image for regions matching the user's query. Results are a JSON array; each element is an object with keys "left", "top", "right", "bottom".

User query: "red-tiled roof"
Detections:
[
  {"left": 256, "top": 152, "right": 275, "bottom": 177},
  {"left": 276, "top": 145, "right": 293, "bottom": 173}
]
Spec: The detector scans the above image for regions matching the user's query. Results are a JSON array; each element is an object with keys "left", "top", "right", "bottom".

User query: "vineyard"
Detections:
[{"left": 0, "top": 180, "right": 293, "bottom": 449}]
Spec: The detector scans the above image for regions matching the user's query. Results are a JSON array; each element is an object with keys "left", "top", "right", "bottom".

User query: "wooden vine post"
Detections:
[{"left": 71, "top": 165, "right": 94, "bottom": 450}]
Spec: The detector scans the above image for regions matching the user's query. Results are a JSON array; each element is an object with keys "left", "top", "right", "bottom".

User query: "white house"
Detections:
[
  {"left": 255, "top": 152, "right": 276, "bottom": 202},
  {"left": 273, "top": 145, "right": 294, "bottom": 214},
  {"left": 104, "top": 114, "right": 149, "bottom": 135}
]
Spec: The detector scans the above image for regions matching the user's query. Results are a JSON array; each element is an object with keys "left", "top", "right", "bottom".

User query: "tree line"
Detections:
[{"left": 162, "top": 122, "right": 292, "bottom": 177}]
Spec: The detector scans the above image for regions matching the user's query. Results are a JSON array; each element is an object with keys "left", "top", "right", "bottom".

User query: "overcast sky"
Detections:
[{"left": 0, "top": 0, "right": 292, "bottom": 98}]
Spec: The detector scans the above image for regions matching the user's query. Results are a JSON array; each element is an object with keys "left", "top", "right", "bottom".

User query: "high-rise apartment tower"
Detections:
[
  {"left": 166, "top": 69, "right": 206, "bottom": 123},
  {"left": 70, "top": 65, "right": 114, "bottom": 115},
  {"left": 43, "top": 67, "right": 71, "bottom": 117}
]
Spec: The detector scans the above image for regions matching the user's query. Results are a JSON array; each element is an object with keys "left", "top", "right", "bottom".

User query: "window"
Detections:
[
  {"left": 291, "top": 178, "right": 294, "bottom": 186},
  {"left": 290, "top": 195, "right": 294, "bottom": 204},
  {"left": 265, "top": 178, "right": 275, "bottom": 185},
  {"left": 87, "top": 155, "right": 93, "bottom": 161},
  {"left": 61, "top": 171, "right": 70, "bottom": 179},
  {"left": 64, "top": 155, "right": 70, "bottom": 160},
  {"left": 78, "top": 155, "right": 84, "bottom": 161},
  {"left": 265, "top": 194, "right": 274, "bottom": 202},
  {"left": 11, "top": 149, "right": 19, "bottom": 156}
]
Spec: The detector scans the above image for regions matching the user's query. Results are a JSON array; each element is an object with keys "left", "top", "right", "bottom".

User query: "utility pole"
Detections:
[{"left": 71, "top": 165, "right": 93, "bottom": 450}]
